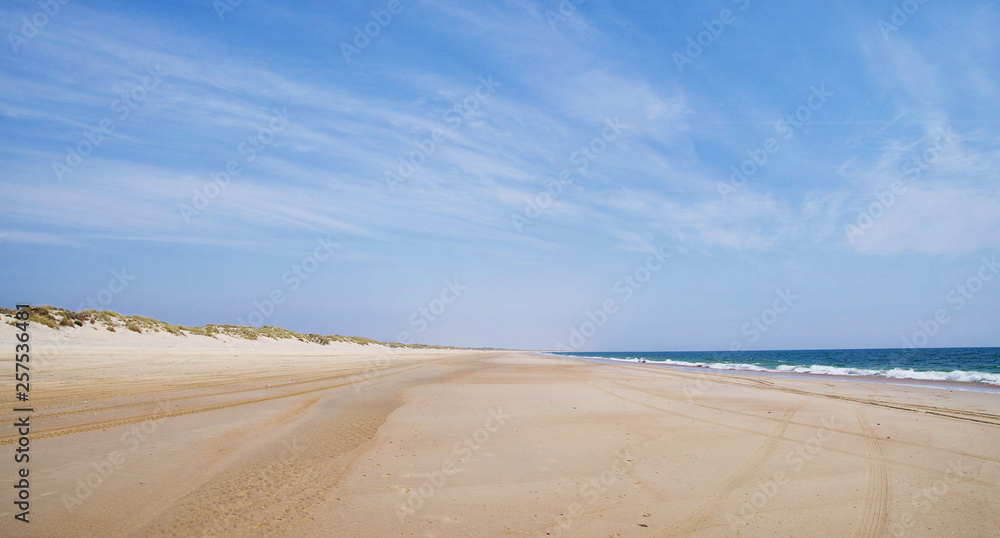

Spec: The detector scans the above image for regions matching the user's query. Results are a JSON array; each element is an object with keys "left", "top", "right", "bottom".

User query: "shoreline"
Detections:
[{"left": 546, "top": 352, "right": 1000, "bottom": 393}]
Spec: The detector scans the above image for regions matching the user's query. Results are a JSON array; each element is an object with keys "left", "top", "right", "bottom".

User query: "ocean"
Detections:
[{"left": 552, "top": 347, "right": 1000, "bottom": 386}]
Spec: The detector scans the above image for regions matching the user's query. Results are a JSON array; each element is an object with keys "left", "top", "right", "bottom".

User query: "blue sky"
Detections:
[{"left": 1, "top": 0, "right": 998, "bottom": 351}]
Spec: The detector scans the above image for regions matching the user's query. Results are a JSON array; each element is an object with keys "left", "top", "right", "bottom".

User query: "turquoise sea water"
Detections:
[{"left": 552, "top": 348, "right": 1000, "bottom": 386}]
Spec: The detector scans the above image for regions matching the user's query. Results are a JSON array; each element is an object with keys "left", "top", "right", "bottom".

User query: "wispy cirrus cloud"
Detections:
[{"left": 1, "top": 0, "right": 998, "bottom": 348}]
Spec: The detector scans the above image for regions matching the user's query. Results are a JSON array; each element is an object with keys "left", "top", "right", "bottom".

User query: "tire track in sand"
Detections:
[
  {"left": 666, "top": 402, "right": 804, "bottom": 535},
  {"left": 854, "top": 408, "right": 889, "bottom": 538},
  {"left": 10, "top": 361, "right": 415, "bottom": 421},
  {"left": 0, "top": 359, "right": 452, "bottom": 446}
]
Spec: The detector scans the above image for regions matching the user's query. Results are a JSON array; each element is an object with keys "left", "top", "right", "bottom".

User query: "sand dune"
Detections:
[{"left": 1, "top": 323, "right": 998, "bottom": 536}]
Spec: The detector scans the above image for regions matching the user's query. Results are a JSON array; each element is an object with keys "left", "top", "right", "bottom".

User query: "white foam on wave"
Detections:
[
  {"left": 752, "top": 364, "right": 1000, "bottom": 385},
  {"left": 555, "top": 354, "right": 1000, "bottom": 386},
  {"left": 775, "top": 364, "right": 882, "bottom": 376},
  {"left": 770, "top": 364, "right": 1000, "bottom": 385},
  {"left": 707, "top": 362, "right": 769, "bottom": 371},
  {"left": 883, "top": 368, "right": 1000, "bottom": 385}
]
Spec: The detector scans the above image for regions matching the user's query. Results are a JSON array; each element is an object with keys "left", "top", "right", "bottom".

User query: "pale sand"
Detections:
[{"left": 2, "top": 324, "right": 999, "bottom": 536}]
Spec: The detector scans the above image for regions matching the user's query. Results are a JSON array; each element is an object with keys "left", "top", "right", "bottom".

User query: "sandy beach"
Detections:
[{"left": 2, "top": 324, "right": 999, "bottom": 537}]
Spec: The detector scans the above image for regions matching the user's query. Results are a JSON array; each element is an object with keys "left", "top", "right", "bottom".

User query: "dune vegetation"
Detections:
[{"left": 0, "top": 305, "right": 458, "bottom": 349}]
